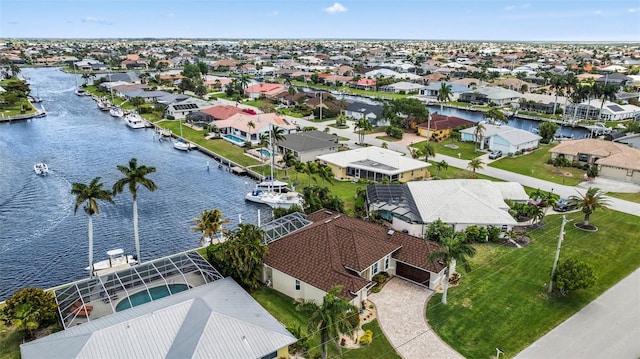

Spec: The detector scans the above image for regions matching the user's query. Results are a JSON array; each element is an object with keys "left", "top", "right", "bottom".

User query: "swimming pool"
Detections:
[
  {"left": 258, "top": 149, "right": 275, "bottom": 157},
  {"left": 223, "top": 134, "right": 246, "bottom": 146},
  {"left": 115, "top": 284, "right": 190, "bottom": 312}
]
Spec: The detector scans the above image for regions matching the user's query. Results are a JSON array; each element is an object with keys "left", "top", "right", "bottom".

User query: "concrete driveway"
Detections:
[{"left": 369, "top": 278, "right": 463, "bottom": 359}]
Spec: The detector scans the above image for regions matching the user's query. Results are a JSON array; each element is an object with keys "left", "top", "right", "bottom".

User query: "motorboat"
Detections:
[
  {"left": 34, "top": 162, "right": 49, "bottom": 176},
  {"left": 97, "top": 98, "right": 112, "bottom": 111},
  {"left": 245, "top": 189, "right": 303, "bottom": 209},
  {"left": 109, "top": 106, "right": 124, "bottom": 118},
  {"left": 86, "top": 248, "right": 137, "bottom": 276},
  {"left": 75, "top": 88, "right": 87, "bottom": 96},
  {"left": 124, "top": 113, "right": 147, "bottom": 129},
  {"left": 173, "top": 138, "right": 196, "bottom": 151}
]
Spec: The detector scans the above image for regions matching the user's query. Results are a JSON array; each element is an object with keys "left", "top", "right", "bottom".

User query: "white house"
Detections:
[{"left": 460, "top": 123, "right": 541, "bottom": 154}]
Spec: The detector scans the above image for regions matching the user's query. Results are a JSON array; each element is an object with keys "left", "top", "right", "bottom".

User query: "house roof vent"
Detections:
[{"left": 387, "top": 229, "right": 395, "bottom": 235}]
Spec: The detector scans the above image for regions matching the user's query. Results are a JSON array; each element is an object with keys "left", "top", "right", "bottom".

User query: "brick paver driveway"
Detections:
[{"left": 369, "top": 277, "right": 463, "bottom": 359}]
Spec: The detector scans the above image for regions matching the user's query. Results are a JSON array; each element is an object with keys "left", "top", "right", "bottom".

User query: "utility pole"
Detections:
[{"left": 548, "top": 215, "right": 572, "bottom": 293}]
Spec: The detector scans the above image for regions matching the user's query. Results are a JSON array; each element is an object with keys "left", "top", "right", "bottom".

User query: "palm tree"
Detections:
[
  {"left": 247, "top": 120, "right": 255, "bottom": 133},
  {"left": 421, "top": 142, "right": 436, "bottom": 162},
  {"left": 598, "top": 84, "right": 618, "bottom": 119},
  {"left": 483, "top": 108, "right": 507, "bottom": 125},
  {"left": 381, "top": 141, "right": 388, "bottom": 149},
  {"left": 112, "top": 158, "right": 157, "bottom": 263},
  {"left": 71, "top": 177, "right": 114, "bottom": 277},
  {"left": 549, "top": 75, "right": 565, "bottom": 115},
  {"left": 428, "top": 232, "right": 476, "bottom": 304},
  {"left": 435, "top": 160, "right": 449, "bottom": 177},
  {"left": 304, "top": 161, "right": 318, "bottom": 186},
  {"left": 215, "top": 223, "right": 267, "bottom": 290},
  {"left": 296, "top": 286, "right": 358, "bottom": 359},
  {"left": 294, "top": 160, "right": 305, "bottom": 183},
  {"left": 355, "top": 118, "right": 372, "bottom": 145},
  {"left": 317, "top": 164, "right": 334, "bottom": 187},
  {"left": 192, "top": 208, "right": 230, "bottom": 245},
  {"left": 473, "top": 122, "right": 486, "bottom": 151},
  {"left": 280, "top": 150, "right": 297, "bottom": 179},
  {"left": 467, "top": 158, "right": 484, "bottom": 177},
  {"left": 568, "top": 187, "right": 610, "bottom": 227},
  {"left": 238, "top": 74, "right": 251, "bottom": 91},
  {"left": 437, "top": 81, "right": 453, "bottom": 113}
]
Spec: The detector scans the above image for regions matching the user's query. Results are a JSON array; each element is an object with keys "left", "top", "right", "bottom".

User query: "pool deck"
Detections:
[{"left": 63, "top": 272, "right": 208, "bottom": 327}]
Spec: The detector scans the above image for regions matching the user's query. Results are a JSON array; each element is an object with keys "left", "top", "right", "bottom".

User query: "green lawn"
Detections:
[
  {"left": 488, "top": 144, "right": 585, "bottom": 186},
  {"left": 251, "top": 288, "right": 400, "bottom": 359},
  {"left": 426, "top": 210, "right": 640, "bottom": 359},
  {"left": 606, "top": 191, "right": 640, "bottom": 203},
  {"left": 413, "top": 140, "right": 480, "bottom": 160},
  {"left": 0, "top": 321, "right": 21, "bottom": 359},
  {"left": 431, "top": 161, "right": 501, "bottom": 181}
]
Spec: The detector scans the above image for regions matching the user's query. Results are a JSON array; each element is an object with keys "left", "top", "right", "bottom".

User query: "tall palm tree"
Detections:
[
  {"left": 294, "top": 160, "right": 305, "bottom": 183},
  {"left": 473, "top": 122, "right": 486, "bottom": 151},
  {"left": 428, "top": 232, "right": 476, "bottom": 304},
  {"left": 112, "top": 158, "right": 157, "bottom": 263},
  {"left": 562, "top": 73, "right": 578, "bottom": 118},
  {"left": 238, "top": 74, "right": 251, "bottom": 91},
  {"left": 279, "top": 150, "right": 297, "bottom": 178},
  {"left": 317, "top": 164, "right": 334, "bottom": 187},
  {"left": 355, "top": 118, "right": 372, "bottom": 145},
  {"left": 437, "top": 81, "right": 453, "bottom": 113},
  {"left": 435, "top": 160, "right": 449, "bottom": 177},
  {"left": 568, "top": 187, "right": 610, "bottom": 227},
  {"left": 549, "top": 75, "right": 565, "bottom": 115},
  {"left": 71, "top": 177, "right": 114, "bottom": 278},
  {"left": 304, "top": 161, "right": 318, "bottom": 186},
  {"left": 296, "top": 286, "right": 358, "bottom": 359},
  {"left": 598, "top": 84, "right": 618, "bottom": 119},
  {"left": 421, "top": 142, "right": 436, "bottom": 162},
  {"left": 467, "top": 158, "right": 484, "bottom": 177},
  {"left": 193, "top": 208, "right": 230, "bottom": 245}
]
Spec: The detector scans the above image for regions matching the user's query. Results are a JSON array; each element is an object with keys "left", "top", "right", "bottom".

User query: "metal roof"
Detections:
[
  {"left": 22, "top": 278, "right": 296, "bottom": 359},
  {"left": 53, "top": 251, "right": 223, "bottom": 329}
]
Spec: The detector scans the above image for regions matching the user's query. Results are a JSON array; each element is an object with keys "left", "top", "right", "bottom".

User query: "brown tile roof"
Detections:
[
  {"left": 417, "top": 114, "right": 475, "bottom": 131},
  {"left": 200, "top": 105, "right": 245, "bottom": 120},
  {"left": 551, "top": 138, "right": 640, "bottom": 171},
  {"left": 265, "top": 210, "right": 444, "bottom": 299}
]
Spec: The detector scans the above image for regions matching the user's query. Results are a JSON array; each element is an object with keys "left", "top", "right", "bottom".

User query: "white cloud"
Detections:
[
  {"left": 504, "top": 5, "right": 516, "bottom": 11},
  {"left": 167, "top": 12, "right": 175, "bottom": 18},
  {"left": 268, "top": 10, "right": 279, "bottom": 17},
  {"left": 324, "top": 2, "right": 347, "bottom": 14},
  {"left": 81, "top": 16, "right": 113, "bottom": 25},
  {"left": 629, "top": 8, "right": 639, "bottom": 13},
  {"left": 505, "top": 3, "right": 529, "bottom": 11},
  {"left": 594, "top": 10, "right": 603, "bottom": 15}
]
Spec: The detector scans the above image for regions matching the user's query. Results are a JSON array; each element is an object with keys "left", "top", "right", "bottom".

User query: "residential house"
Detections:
[
  {"left": 344, "top": 102, "right": 385, "bottom": 126},
  {"left": 418, "top": 81, "right": 471, "bottom": 100},
  {"left": 597, "top": 102, "right": 640, "bottom": 121},
  {"left": 262, "top": 210, "right": 446, "bottom": 305},
  {"left": 613, "top": 133, "right": 640, "bottom": 149},
  {"left": 351, "top": 78, "right": 376, "bottom": 91},
  {"left": 550, "top": 138, "right": 640, "bottom": 184},
  {"left": 416, "top": 114, "right": 475, "bottom": 141},
  {"left": 366, "top": 179, "right": 529, "bottom": 237},
  {"left": 458, "top": 86, "right": 522, "bottom": 106},
  {"left": 595, "top": 72, "right": 631, "bottom": 88},
  {"left": 214, "top": 112, "right": 298, "bottom": 145},
  {"left": 244, "top": 83, "right": 287, "bottom": 99},
  {"left": 460, "top": 123, "right": 541, "bottom": 154},
  {"left": 186, "top": 105, "right": 245, "bottom": 124},
  {"left": 316, "top": 146, "right": 431, "bottom": 183},
  {"left": 164, "top": 97, "right": 213, "bottom": 120},
  {"left": 378, "top": 81, "right": 427, "bottom": 94},
  {"left": 276, "top": 130, "right": 339, "bottom": 162}
]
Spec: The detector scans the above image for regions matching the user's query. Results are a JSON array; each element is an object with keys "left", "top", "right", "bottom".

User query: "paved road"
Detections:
[{"left": 515, "top": 268, "right": 640, "bottom": 359}]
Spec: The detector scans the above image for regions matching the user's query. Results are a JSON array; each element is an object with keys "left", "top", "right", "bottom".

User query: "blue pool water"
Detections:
[
  {"left": 223, "top": 134, "right": 246, "bottom": 145},
  {"left": 258, "top": 149, "right": 274, "bottom": 157},
  {"left": 115, "top": 284, "right": 190, "bottom": 311}
]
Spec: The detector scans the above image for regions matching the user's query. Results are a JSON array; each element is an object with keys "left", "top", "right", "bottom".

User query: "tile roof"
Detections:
[
  {"left": 418, "top": 114, "right": 475, "bottom": 131},
  {"left": 264, "top": 210, "right": 444, "bottom": 299},
  {"left": 200, "top": 105, "right": 245, "bottom": 120}
]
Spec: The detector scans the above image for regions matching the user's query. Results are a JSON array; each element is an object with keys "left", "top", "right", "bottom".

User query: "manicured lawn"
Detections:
[
  {"left": 488, "top": 144, "right": 585, "bottom": 186},
  {"left": 431, "top": 162, "right": 501, "bottom": 181},
  {"left": 155, "top": 121, "right": 261, "bottom": 167},
  {"left": 0, "top": 320, "right": 21, "bottom": 359},
  {"left": 607, "top": 191, "right": 640, "bottom": 203},
  {"left": 413, "top": 140, "right": 480, "bottom": 160},
  {"left": 251, "top": 288, "right": 400, "bottom": 359},
  {"left": 426, "top": 210, "right": 640, "bottom": 358}
]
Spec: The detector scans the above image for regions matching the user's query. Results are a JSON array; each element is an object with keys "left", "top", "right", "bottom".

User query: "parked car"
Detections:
[
  {"left": 554, "top": 198, "right": 578, "bottom": 212},
  {"left": 489, "top": 150, "right": 503, "bottom": 159}
]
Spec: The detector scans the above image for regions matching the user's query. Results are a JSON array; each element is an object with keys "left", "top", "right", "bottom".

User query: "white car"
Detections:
[{"left": 488, "top": 150, "right": 503, "bottom": 159}]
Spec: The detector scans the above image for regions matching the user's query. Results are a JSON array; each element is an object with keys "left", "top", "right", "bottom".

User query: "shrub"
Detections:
[
  {"left": 372, "top": 272, "right": 389, "bottom": 286},
  {"left": 487, "top": 225, "right": 502, "bottom": 242},
  {"left": 2, "top": 287, "right": 58, "bottom": 338},
  {"left": 359, "top": 329, "right": 374, "bottom": 345},
  {"left": 554, "top": 258, "right": 597, "bottom": 296},
  {"left": 370, "top": 286, "right": 382, "bottom": 293},
  {"left": 553, "top": 157, "right": 570, "bottom": 167},
  {"left": 465, "top": 225, "right": 489, "bottom": 243},
  {"left": 346, "top": 311, "right": 361, "bottom": 329}
]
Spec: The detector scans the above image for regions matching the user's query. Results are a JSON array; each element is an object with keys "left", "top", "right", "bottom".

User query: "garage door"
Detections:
[{"left": 396, "top": 262, "right": 430, "bottom": 287}]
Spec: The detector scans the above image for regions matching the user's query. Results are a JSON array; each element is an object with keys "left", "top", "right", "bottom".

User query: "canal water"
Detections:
[{"left": 0, "top": 68, "right": 267, "bottom": 300}]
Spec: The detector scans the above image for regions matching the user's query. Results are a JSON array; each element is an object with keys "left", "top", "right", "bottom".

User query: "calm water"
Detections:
[{"left": 0, "top": 68, "right": 267, "bottom": 300}]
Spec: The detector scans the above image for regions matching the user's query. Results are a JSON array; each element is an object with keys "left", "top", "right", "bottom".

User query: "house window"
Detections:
[
  {"left": 501, "top": 225, "right": 508, "bottom": 232},
  {"left": 372, "top": 262, "right": 379, "bottom": 275},
  {"left": 384, "top": 255, "right": 390, "bottom": 270},
  {"left": 295, "top": 279, "right": 301, "bottom": 291},
  {"left": 261, "top": 352, "right": 278, "bottom": 359}
]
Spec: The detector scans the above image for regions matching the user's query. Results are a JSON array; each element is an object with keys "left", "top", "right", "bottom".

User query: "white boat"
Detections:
[
  {"left": 75, "top": 88, "right": 87, "bottom": 96},
  {"left": 34, "top": 162, "right": 49, "bottom": 176},
  {"left": 245, "top": 128, "right": 303, "bottom": 209},
  {"left": 124, "top": 113, "right": 147, "bottom": 129},
  {"left": 109, "top": 106, "right": 124, "bottom": 118},
  {"left": 254, "top": 177, "right": 291, "bottom": 193},
  {"left": 86, "top": 248, "right": 137, "bottom": 276},
  {"left": 97, "top": 98, "right": 112, "bottom": 111},
  {"left": 173, "top": 139, "right": 196, "bottom": 151},
  {"left": 245, "top": 189, "right": 303, "bottom": 209}
]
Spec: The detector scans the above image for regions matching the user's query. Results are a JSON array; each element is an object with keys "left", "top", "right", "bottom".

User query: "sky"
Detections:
[{"left": 1, "top": 0, "right": 639, "bottom": 42}]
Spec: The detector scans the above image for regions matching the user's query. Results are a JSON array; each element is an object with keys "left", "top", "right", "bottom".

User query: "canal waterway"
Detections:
[{"left": 0, "top": 67, "right": 266, "bottom": 300}]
